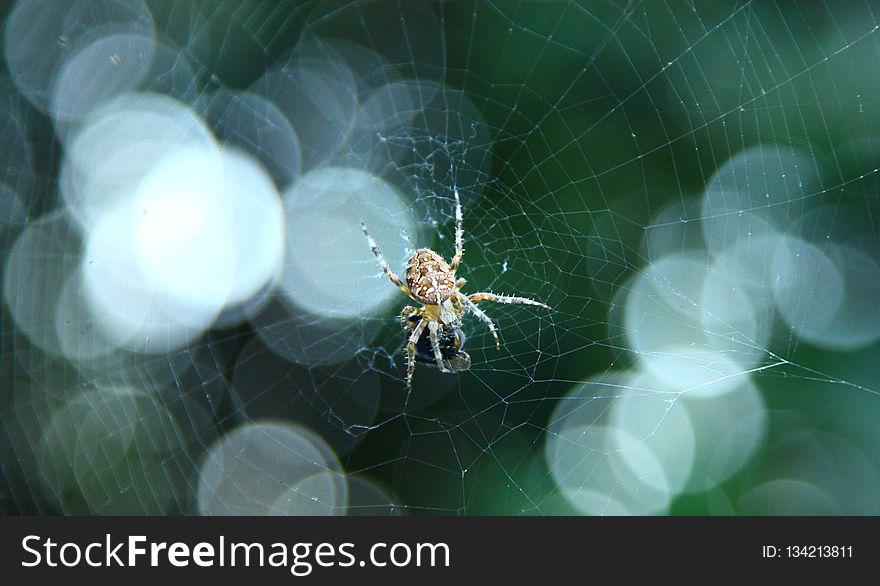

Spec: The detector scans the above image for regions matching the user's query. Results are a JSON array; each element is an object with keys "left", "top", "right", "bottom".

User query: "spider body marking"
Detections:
[
  {"left": 406, "top": 248, "right": 456, "bottom": 305},
  {"left": 361, "top": 189, "right": 551, "bottom": 389}
]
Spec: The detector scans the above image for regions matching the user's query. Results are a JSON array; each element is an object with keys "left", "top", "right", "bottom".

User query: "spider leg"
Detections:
[
  {"left": 450, "top": 188, "right": 464, "bottom": 271},
  {"left": 427, "top": 320, "right": 453, "bottom": 372},
  {"left": 405, "top": 316, "right": 429, "bottom": 389},
  {"left": 360, "top": 220, "right": 414, "bottom": 300},
  {"left": 400, "top": 305, "right": 419, "bottom": 329},
  {"left": 456, "top": 291, "right": 501, "bottom": 350},
  {"left": 455, "top": 277, "right": 467, "bottom": 290},
  {"left": 467, "top": 291, "right": 551, "bottom": 310}
]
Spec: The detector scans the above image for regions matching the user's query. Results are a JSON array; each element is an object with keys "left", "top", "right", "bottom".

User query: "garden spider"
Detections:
[{"left": 360, "top": 189, "right": 551, "bottom": 389}]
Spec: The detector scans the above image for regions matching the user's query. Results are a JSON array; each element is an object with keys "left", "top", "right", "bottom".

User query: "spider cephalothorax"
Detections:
[{"left": 361, "top": 189, "right": 551, "bottom": 389}]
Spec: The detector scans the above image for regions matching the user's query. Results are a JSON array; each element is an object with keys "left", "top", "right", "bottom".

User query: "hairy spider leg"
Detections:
[
  {"left": 400, "top": 305, "right": 419, "bottom": 328},
  {"left": 456, "top": 291, "right": 501, "bottom": 350},
  {"left": 428, "top": 320, "right": 452, "bottom": 373},
  {"left": 361, "top": 221, "right": 414, "bottom": 300},
  {"left": 450, "top": 188, "right": 464, "bottom": 271},
  {"left": 467, "top": 292, "right": 551, "bottom": 310},
  {"left": 405, "top": 315, "right": 429, "bottom": 389}
]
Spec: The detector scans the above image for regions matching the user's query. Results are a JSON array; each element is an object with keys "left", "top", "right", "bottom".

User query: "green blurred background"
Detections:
[{"left": 1, "top": 0, "right": 879, "bottom": 515}]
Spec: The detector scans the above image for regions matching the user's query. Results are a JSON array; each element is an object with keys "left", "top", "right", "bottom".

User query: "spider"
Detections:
[{"left": 360, "top": 189, "right": 551, "bottom": 389}]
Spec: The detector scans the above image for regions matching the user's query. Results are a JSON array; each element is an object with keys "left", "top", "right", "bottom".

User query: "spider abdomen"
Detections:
[{"left": 406, "top": 248, "right": 456, "bottom": 305}]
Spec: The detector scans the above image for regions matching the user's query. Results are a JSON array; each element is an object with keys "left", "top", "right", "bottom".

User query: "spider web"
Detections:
[{"left": 1, "top": 0, "right": 879, "bottom": 516}]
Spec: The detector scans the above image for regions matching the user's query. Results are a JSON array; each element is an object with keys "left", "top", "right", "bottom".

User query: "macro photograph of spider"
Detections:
[
  {"left": 3, "top": 0, "right": 879, "bottom": 553},
  {"left": 361, "top": 189, "right": 551, "bottom": 389}
]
